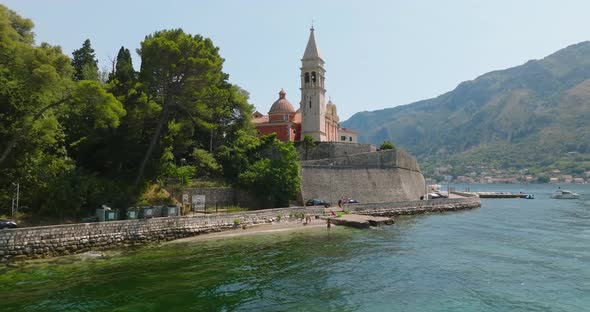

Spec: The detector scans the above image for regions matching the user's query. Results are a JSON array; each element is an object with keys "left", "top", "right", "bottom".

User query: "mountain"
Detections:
[{"left": 341, "top": 41, "right": 590, "bottom": 174}]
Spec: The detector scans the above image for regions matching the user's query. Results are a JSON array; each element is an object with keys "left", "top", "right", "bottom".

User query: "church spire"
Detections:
[{"left": 302, "top": 25, "right": 322, "bottom": 60}]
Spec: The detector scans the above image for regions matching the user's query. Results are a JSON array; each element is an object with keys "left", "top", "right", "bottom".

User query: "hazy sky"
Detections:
[{"left": 3, "top": 0, "right": 590, "bottom": 120}]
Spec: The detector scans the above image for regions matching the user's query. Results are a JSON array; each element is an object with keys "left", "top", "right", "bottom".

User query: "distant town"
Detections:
[{"left": 426, "top": 166, "right": 590, "bottom": 184}]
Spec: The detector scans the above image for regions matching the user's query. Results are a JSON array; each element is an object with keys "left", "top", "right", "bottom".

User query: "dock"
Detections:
[
  {"left": 328, "top": 214, "right": 394, "bottom": 229},
  {"left": 452, "top": 191, "right": 528, "bottom": 198}
]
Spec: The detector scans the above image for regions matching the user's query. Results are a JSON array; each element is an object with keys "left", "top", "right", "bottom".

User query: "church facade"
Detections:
[{"left": 253, "top": 27, "right": 358, "bottom": 143}]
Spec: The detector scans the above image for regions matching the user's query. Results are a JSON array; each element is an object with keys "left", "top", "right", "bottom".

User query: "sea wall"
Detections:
[
  {"left": 0, "top": 195, "right": 480, "bottom": 263},
  {"left": 300, "top": 149, "right": 425, "bottom": 204},
  {"left": 0, "top": 206, "right": 324, "bottom": 263}
]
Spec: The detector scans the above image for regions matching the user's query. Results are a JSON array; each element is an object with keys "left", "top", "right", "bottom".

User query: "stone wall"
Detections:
[
  {"left": 0, "top": 206, "right": 325, "bottom": 263},
  {"left": 297, "top": 142, "right": 376, "bottom": 160},
  {"left": 300, "top": 149, "right": 425, "bottom": 204},
  {"left": 170, "top": 187, "right": 234, "bottom": 208},
  {"left": 169, "top": 187, "right": 270, "bottom": 209}
]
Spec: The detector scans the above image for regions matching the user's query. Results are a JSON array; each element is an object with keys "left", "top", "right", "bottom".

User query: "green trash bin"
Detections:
[
  {"left": 162, "top": 206, "right": 180, "bottom": 217},
  {"left": 127, "top": 208, "right": 139, "bottom": 220},
  {"left": 96, "top": 208, "right": 119, "bottom": 222},
  {"left": 105, "top": 209, "right": 118, "bottom": 221}
]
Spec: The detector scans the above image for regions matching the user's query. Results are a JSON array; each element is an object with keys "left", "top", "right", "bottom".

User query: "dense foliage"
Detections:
[
  {"left": 379, "top": 141, "right": 395, "bottom": 150},
  {"left": 342, "top": 42, "right": 590, "bottom": 176},
  {"left": 0, "top": 6, "right": 300, "bottom": 222},
  {"left": 219, "top": 133, "right": 301, "bottom": 208}
]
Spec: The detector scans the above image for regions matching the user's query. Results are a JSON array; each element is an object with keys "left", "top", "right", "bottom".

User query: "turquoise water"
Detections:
[{"left": 1, "top": 184, "right": 590, "bottom": 311}]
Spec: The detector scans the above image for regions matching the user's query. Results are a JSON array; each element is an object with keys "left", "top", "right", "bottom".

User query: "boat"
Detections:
[
  {"left": 551, "top": 190, "right": 580, "bottom": 199},
  {"left": 524, "top": 194, "right": 535, "bottom": 199}
]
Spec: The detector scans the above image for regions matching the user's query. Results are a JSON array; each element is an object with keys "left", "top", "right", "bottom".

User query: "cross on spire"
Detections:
[{"left": 303, "top": 22, "right": 321, "bottom": 60}]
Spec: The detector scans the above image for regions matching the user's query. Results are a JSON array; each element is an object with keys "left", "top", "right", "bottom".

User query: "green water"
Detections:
[{"left": 1, "top": 184, "right": 590, "bottom": 311}]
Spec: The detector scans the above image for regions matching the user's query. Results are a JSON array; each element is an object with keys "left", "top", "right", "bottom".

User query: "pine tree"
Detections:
[{"left": 71, "top": 39, "right": 99, "bottom": 81}]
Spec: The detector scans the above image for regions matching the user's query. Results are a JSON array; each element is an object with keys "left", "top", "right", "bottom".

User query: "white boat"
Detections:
[{"left": 551, "top": 190, "right": 580, "bottom": 199}]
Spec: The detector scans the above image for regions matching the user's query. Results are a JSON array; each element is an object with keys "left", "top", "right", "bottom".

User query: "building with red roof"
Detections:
[{"left": 253, "top": 27, "right": 358, "bottom": 143}]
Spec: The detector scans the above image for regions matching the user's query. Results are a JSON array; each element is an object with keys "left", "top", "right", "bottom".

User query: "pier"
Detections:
[
  {"left": 452, "top": 191, "right": 528, "bottom": 198},
  {"left": 327, "top": 214, "right": 394, "bottom": 229}
]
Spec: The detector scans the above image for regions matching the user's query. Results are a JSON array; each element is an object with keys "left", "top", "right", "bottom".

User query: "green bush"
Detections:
[{"left": 380, "top": 141, "right": 395, "bottom": 150}]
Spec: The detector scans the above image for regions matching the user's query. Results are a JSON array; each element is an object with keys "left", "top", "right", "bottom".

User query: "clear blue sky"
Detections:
[{"left": 3, "top": 0, "right": 590, "bottom": 120}]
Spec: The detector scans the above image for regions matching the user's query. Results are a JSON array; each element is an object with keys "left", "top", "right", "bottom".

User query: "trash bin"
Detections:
[
  {"left": 139, "top": 206, "right": 154, "bottom": 219},
  {"left": 96, "top": 208, "right": 119, "bottom": 222},
  {"left": 162, "top": 206, "right": 180, "bottom": 217},
  {"left": 126, "top": 208, "right": 139, "bottom": 220}
]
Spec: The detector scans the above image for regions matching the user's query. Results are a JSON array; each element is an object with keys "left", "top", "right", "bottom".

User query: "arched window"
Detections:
[
  {"left": 304, "top": 72, "right": 310, "bottom": 83},
  {"left": 309, "top": 100, "right": 312, "bottom": 108},
  {"left": 311, "top": 72, "right": 317, "bottom": 83}
]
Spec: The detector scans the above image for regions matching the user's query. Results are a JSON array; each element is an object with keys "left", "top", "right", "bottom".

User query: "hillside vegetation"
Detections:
[{"left": 342, "top": 42, "right": 590, "bottom": 176}]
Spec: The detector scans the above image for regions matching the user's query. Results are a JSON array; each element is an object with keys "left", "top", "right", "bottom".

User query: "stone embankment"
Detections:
[
  {"left": 0, "top": 196, "right": 479, "bottom": 263},
  {"left": 0, "top": 207, "right": 324, "bottom": 263}
]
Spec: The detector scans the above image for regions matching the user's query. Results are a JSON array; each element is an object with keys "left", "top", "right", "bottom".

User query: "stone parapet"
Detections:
[
  {"left": 297, "top": 142, "right": 376, "bottom": 160},
  {"left": 301, "top": 149, "right": 420, "bottom": 172}
]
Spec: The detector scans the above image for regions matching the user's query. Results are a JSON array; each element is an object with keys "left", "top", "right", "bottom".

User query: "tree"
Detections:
[
  {"left": 110, "top": 46, "right": 135, "bottom": 85},
  {"left": 192, "top": 148, "right": 221, "bottom": 178},
  {"left": 302, "top": 135, "right": 316, "bottom": 160},
  {"left": 0, "top": 5, "right": 125, "bottom": 218},
  {"left": 71, "top": 39, "right": 98, "bottom": 81},
  {"left": 134, "top": 28, "right": 252, "bottom": 187},
  {"left": 536, "top": 175, "right": 549, "bottom": 183},
  {"left": 59, "top": 80, "right": 126, "bottom": 161},
  {"left": 380, "top": 141, "right": 395, "bottom": 150},
  {"left": 0, "top": 6, "right": 74, "bottom": 171},
  {"left": 219, "top": 133, "right": 301, "bottom": 208}
]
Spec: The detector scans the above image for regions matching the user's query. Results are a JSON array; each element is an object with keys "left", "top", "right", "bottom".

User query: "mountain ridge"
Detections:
[{"left": 342, "top": 41, "right": 590, "bottom": 174}]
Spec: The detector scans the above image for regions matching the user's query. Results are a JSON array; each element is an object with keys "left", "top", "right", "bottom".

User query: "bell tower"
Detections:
[{"left": 300, "top": 26, "right": 326, "bottom": 141}]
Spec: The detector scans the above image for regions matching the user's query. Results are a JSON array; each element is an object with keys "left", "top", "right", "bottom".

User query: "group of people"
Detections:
[{"left": 301, "top": 214, "right": 331, "bottom": 229}]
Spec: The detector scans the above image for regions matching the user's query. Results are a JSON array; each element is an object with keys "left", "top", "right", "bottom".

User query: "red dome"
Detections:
[{"left": 269, "top": 89, "right": 295, "bottom": 114}]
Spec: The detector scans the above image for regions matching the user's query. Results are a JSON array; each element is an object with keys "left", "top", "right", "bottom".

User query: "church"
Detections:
[{"left": 252, "top": 27, "right": 358, "bottom": 143}]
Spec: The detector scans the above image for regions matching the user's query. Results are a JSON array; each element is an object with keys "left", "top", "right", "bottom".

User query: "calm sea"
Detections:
[{"left": 1, "top": 184, "right": 590, "bottom": 311}]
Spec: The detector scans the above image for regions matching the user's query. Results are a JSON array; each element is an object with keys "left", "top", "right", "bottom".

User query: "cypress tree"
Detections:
[
  {"left": 114, "top": 46, "right": 135, "bottom": 84},
  {"left": 71, "top": 39, "right": 99, "bottom": 81}
]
